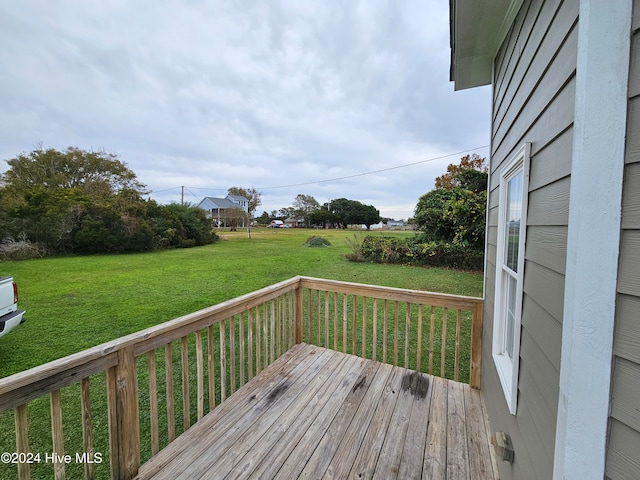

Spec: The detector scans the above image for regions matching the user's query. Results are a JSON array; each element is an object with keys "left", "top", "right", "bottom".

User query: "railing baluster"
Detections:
[
  {"left": 316, "top": 290, "right": 321, "bottom": 347},
  {"left": 180, "top": 336, "right": 190, "bottom": 431},
  {"left": 147, "top": 350, "right": 159, "bottom": 455},
  {"left": 263, "top": 303, "right": 268, "bottom": 372},
  {"left": 352, "top": 296, "right": 357, "bottom": 355},
  {"left": 239, "top": 313, "right": 245, "bottom": 387},
  {"left": 416, "top": 305, "right": 423, "bottom": 373},
  {"left": 229, "top": 317, "right": 236, "bottom": 394},
  {"left": 362, "top": 296, "right": 367, "bottom": 359},
  {"left": 405, "top": 303, "right": 411, "bottom": 369},
  {"left": 455, "top": 309, "right": 462, "bottom": 382},
  {"left": 270, "top": 301, "right": 276, "bottom": 364},
  {"left": 165, "top": 343, "right": 175, "bottom": 442},
  {"left": 256, "top": 305, "right": 262, "bottom": 374},
  {"left": 15, "top": 404, "right": 30, "bottom": 480},
  {"left": 50, "top": 389, "right": 64, "bottom": 480},
  {"left": 80, "top": 377, "right": 94, "bottom": 479},
  {"left": 276, "top": 298, "right": 282, "bottom": 357},
  {"left": 333, "top": 292, "right": 340, "bottom": 352},
  {"left": 207, "top": 325, "right": 216, "bottom": 410},
  {"left": 372, "top": 298, "right": 378, "bottom": 362},
  {"left": 325, "top": 291, "right": 330, "bottom": 348},
  {"left": 248, "top": 309, "right": 254, "bottom": 381},
  {"left": 383, "top": 299, "right": 388, "bottom": 364},
  {"left": 342, "top": 293, "right": 348, "bottom": 354},
  {"left": 195, "top": 330, "right": 204, "bottom": 420},
  {"left": 429, "top": 306, "right": 435, "bottom": 374},
  {"left": 394, "top": 301, "right": 399, "bottom": 367},
  {"left": 219, "top": 320, "right": 227, "bottom": 403},
  {"left": 441, "top": 308, "right": 448, "bottom": 378}
]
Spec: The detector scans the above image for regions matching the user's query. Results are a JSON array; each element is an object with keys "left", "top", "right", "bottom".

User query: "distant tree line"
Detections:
[
  {"left": 0, "top": 147, "right": 217, "bottom": 258},
  {"left": 256, "top": 194, "right": 381, "bottom": 230}
]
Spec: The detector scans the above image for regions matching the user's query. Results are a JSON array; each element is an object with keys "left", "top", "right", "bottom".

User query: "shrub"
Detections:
[
  {"left": 0, "top": 236, "right": 42, "bottom": 260},
  {"left": 304, "top": 236, "right": 332, "bottom": 247},
  {"left": 350, "top": 235, "right": 484, "bottom": 271}
]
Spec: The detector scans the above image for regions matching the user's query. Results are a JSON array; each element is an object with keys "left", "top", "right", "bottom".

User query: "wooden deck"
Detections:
[{"left": 135, "top": 343, "right": 497, "bottom": 480}]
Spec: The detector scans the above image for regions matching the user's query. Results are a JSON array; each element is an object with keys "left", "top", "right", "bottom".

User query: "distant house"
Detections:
[
  {"left": 387, "top": 219, "right": 405, "bottom": 228},
  {"left": 284, "top": 217, "right": 304, "bottom": 228},
  {"left": 450, "top": 0, "right": 638, "bottom": 479},
  {"left": 197, "top": 195, "right": 249, "bottom": 228}
]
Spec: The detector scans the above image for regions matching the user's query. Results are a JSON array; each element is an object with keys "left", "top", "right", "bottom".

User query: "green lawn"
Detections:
[{"left": 1, "top": 228, "right": 482, "bottom": 378}]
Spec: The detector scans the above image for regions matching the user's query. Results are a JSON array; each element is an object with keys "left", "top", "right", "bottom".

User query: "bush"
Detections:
[
  {"left": 350, "top": 235, "right": 484, "bottom": 271},
  {"left": 304, "top": 236, "right": 332, "bottom": 247},
  {"left": 0, "top": 237, "right": 42, "bottom": 260}
]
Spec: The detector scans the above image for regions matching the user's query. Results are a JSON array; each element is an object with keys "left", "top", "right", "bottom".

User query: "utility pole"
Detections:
[{"left": 181, "top": 186, "right": 184, "bottom": 206}]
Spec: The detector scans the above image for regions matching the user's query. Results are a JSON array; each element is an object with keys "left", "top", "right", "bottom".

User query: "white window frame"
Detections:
[{"left": 492, "top": 143, "right": 530, "bottom": 415}]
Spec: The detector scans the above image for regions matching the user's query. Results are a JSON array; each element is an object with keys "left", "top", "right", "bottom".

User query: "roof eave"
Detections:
[{"left": 449, "top": 0, "right": 524, "bottom": 91}]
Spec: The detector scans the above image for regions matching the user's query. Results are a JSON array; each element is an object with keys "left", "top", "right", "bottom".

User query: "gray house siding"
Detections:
[
  {"left": 482, "top": 1, "right": 577, "bottom": 479},
  {"left": 607, "top": 1, "right": 640, "bottom": 476}
]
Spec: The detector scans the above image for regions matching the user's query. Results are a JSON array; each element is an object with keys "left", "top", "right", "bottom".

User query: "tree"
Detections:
[
  {"left": 414, "top": 153, "right": 488, "bottom": 249},
  {"left": 0, "top": 146, "right": 148, "bottom": 252},
  {"left": 292, "top": 194, "right": 320, "bottom": 226},
  {"left": 227, "top": 186, "right": 261, "bottom": 216},
  {"left": 327, "top": 198, "right": 380, "bottom": 229},
  {"left": 434, "top": 153, "right": 487, "bottom": 190},
  {"left": 2, "top": 146, "right": 146, "bottom": 199}
]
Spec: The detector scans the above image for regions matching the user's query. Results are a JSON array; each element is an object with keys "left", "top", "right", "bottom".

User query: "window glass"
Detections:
[{"left": 505, "top": 171, "right": 523, "bottom": 272}]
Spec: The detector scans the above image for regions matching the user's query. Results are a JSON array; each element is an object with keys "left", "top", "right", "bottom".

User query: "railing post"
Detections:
[
  {"left": 106, "top": 345, "right": 140, "bottom": 480},
  {"left": 295, "top": 281, "right": 304, "bottom": 344},
  {"left": 469, "top": 302, "right": 484, "bottom": 389}
]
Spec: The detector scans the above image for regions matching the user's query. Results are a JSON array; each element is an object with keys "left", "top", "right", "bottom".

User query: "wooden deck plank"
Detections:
[
  {"left": 187, "top": 349, "right": 344, "bottom": 478},
  {"left": 227, "top": 353, "right": 367, "bottom": 479},
  {"left": 464, "top": 386, "right": 498, "bottom": 480},
  {"left": 136, "top": 344, "right": 497, "bottom": 480},
  {"left": 345, "top": 367, "right": 406, "bottom": 480},
  {"left": 277, "top": 358, "right": 385, "bottom": 479},
  {"left": 447, "top": 380, "right": 469, "bottom": 479},
  {"left": 423, "top": 375, "right": 448, "bottom": 479},
  {"left": 323, "top": 363, "right": 401, "bottom": 479},
  {"left": 157, "top": 348, "right": 336, "bottom": 480},
  {"left": 398, "top": 370, "right": 433, "bottom": 480},
  {"left": 371, "top": 369, "right": 426, "bottom": 480}
]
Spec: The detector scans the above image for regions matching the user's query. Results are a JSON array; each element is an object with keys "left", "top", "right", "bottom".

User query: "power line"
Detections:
[
  {"left": 148, "top": 145, "right": 489, "bottom": 195},
  {"left": 255, "top": 145, "right": 490, "bottom": 190}
]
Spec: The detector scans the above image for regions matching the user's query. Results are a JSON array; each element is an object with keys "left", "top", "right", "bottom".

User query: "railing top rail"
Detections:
[
  {"left": 297, "top": 276, "right": 483, "bottom": 309},
  {"left": 0, "top": 276, "right": 301, "bottom": 398}
]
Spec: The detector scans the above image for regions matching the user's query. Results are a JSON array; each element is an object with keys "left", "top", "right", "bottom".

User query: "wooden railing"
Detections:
[{"left": 0, "top": 276, "right": 483, "bottom": 480}]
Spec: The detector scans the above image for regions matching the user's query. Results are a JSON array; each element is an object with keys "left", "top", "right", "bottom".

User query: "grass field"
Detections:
[{"left": 1, "top": 228, "right": 482, "bottom": 378}]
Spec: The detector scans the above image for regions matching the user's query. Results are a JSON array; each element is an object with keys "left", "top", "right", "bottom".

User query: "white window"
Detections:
[{"left": 493, "top": 143, "right": 530, "bottom": 415}]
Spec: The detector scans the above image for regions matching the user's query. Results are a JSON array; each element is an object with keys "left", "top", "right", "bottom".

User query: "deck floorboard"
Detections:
[{"left": 135, "top": 343, "right": 498, "bottom": 480}]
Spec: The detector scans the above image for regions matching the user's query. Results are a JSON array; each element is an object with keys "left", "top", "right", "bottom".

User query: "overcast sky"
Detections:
[{"left": 0, "top": 0, "right": 490, "bottom": 220}]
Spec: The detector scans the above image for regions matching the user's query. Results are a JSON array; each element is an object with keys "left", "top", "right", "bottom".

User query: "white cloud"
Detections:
[{"left": 0, "top": 0, "right": 490, "bottom": 220}]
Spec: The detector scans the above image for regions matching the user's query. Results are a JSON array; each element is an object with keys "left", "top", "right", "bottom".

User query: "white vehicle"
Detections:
[
  {"left": 0, "top": 276, "right": 26, "bottom": 338},
  {"left": 269, "top": 220, "right": 284, "bottom": 228}
]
